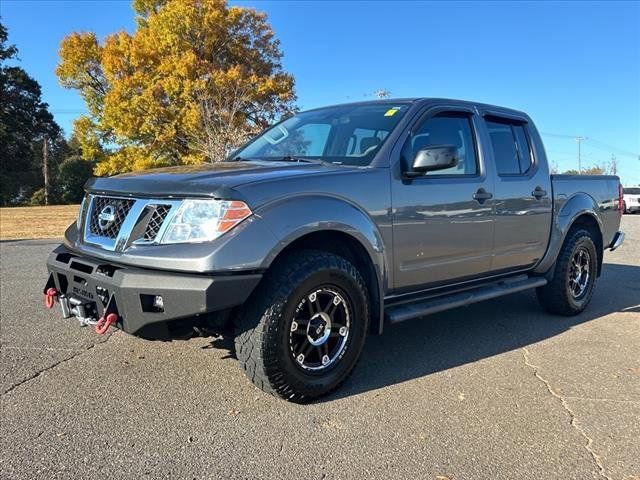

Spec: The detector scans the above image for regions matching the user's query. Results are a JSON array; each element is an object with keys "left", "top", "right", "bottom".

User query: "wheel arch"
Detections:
[
  {"left": 567, "top": 213, "right": 604, "bottom": 276},
  {"left": 535, "top": 192, "right": 604, "bottom": 276},
  {"left": 256, "top": 195, "right": 388, "bottom": 334}
]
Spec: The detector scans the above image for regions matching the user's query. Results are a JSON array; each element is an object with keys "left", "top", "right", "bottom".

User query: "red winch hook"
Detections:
[
  {"left": 44, "top": 288, "right": 58, "bottom": 309},
  {"left": 95, "top": 313, "right": 118, "bottom": 335}
]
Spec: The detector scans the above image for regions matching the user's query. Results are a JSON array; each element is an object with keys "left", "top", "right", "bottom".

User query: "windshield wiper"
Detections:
[
  {"left": 279, "top": 156, "right": 335, "bottom": 165},
  {"left": 279, "top": 155, "right": 317, "bottom": 163}
]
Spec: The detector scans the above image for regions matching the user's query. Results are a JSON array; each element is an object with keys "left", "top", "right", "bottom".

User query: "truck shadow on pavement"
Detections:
[
  {"left": 328, "top": 262, "right": 640, "bottom": 401},
  {"left": 203, "top": 263, "right": 638, "bottom": 401}
]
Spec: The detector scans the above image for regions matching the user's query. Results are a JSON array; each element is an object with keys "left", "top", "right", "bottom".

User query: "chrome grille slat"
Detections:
[
  {"left": 88, "top": 197, "right": 135, "bottom": 239},
  {"left": 143, "top": 205, "right": 171, "bottom": 242},
  {"left": 82, "top": 195, "right": 181, "bottom": 252}
]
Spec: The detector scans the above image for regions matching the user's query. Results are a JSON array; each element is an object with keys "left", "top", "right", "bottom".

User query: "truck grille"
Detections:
[
  {"left": 142, "top": 205, "right": 171, "bottom": 242},
  {"left": 82, "top": 195, "right": 181, "bottom": 251},
  {"left": 88, "top": 197, "right": 135, "bottom": 239}
]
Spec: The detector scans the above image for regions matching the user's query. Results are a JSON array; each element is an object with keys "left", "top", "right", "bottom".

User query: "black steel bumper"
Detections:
[{"left": 45, "top": 245, "right": 262, "bottom": 334}]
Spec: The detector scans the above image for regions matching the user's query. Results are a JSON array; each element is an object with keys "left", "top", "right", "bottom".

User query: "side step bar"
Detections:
[{"left": 385, "top": 275, "right": 547, "bottom": 324}]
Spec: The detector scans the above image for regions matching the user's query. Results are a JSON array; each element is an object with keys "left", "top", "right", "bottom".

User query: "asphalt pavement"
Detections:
[{"left": 1, "top": 216, "right": 639, "bottom": 480}]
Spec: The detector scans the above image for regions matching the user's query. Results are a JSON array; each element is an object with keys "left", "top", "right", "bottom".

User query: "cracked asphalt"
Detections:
[{"left": 1, "top": 216, "right": 639, "bottom": 480}]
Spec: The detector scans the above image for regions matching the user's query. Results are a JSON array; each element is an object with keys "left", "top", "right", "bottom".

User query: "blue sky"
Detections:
[{"left": 2, "top": 0, "right": 639, "bottom": 184}]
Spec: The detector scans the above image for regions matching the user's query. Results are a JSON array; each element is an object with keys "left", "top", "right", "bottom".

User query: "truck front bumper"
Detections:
[{"left": 45, "top": 245, "right": 262, "bottom": 334}]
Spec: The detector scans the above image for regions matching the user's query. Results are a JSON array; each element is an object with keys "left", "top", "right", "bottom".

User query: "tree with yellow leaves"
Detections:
[{"left": 57, "top": 0, "right": 296, "bottom": 175}]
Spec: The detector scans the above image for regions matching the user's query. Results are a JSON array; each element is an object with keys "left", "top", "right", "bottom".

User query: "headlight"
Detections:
[{"left": 160, "top": 199, "right": 252, "bottom": 244}]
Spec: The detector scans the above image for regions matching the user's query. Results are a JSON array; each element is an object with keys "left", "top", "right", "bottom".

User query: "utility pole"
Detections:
[
  {"left": 610, "top": 154, "right": 617, "bottom": 175},
  {"left": 43, "top": 137, "right": 49, "bottom": 206},
  {"left": 575, "top": 136, "right": 587, "bottom": 174}
]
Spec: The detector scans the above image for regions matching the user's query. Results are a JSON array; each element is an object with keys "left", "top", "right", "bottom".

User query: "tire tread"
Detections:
[
  {"left": 234, "top": 249, "right": 369, "bottom": 402},
  {"left": 536, "top": 228, "right": 597, "bottom": 316}
]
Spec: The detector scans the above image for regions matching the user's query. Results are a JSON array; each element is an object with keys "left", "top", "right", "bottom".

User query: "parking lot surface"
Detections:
[{"left": 1, "top": 216, "right": 639, "bottom": 480}]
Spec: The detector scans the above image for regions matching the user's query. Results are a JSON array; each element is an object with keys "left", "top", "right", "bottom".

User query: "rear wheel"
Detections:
[
  {"left": 536, "top": 228, "right": 598, "bottom": 315},
  {"left": 234, "top": 249, "right": 369, "bottom": 402}
]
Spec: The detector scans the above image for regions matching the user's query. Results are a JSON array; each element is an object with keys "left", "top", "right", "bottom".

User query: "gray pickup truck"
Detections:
[{"left": 45, "top": 98, "right": 625, "bottom": 402}]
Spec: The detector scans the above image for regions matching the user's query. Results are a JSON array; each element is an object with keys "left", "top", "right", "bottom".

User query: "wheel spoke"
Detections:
[
  {"left": 324, "top": 298, "right": 336, "bottom": 313},
  {"left": 302, "top": 341, "right": 314, "bottom": 357},
  {"left": 327, "top": 303, "right": 338, "bottom": 320},
  {"left": 289, "top": 286, "right": 351, "bottom": 371}
]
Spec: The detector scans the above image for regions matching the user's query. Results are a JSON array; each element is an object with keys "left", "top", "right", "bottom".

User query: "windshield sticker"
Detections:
[{"left": 384, "top": 108, "right": 399, "bottom": 117}]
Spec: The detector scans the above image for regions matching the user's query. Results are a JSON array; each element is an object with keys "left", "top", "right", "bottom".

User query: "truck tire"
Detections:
[
  {"left": 234, "top": 249, "right": 369, "bottom": 402},
  {"left": 536, "top": 228, "right": 598, "bottom": 316}
]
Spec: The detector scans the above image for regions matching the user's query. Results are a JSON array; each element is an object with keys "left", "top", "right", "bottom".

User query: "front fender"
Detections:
[
  {"left": 255, "top": 194, "right": 388, "bottom": 334},
  {"left": 256, "top": 194, "right": 387, "bottom": 284},
  {"left": 534, "top": 192, "right": 602, "bottom": 274}
]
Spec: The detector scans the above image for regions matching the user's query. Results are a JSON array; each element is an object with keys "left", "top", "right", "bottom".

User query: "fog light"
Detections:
[{"left": 153, "top": 295, "right": 164, "bottom": 311}]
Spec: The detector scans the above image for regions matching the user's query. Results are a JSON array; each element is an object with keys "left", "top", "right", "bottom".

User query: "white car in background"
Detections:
[{"left": 623, "top": 187, "right": 640, "bottom": 214}]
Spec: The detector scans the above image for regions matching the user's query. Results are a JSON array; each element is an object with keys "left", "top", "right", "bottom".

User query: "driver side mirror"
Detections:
[{"left": 406, "top": 145, "right": 458, "bottom": 177}]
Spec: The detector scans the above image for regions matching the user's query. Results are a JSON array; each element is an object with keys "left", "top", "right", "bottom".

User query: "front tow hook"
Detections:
[
  {"left": 44, "top": 288, "right": 58, "bottom": 309},
  {"left": 95, "top": 313, "right": 118, "bottom": 335}
]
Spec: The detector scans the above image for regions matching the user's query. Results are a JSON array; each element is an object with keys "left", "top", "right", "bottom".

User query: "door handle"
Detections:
[
  {"left": 473, "top": 189, "right": 493, "bottom": 203},
  {"left": 532, "top": 186, "right": 548, "bottom": 199}
]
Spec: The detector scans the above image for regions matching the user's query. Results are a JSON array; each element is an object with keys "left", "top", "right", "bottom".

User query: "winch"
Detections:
[{"left": 43, "top": 276, "right": 119, "bottom": 334}]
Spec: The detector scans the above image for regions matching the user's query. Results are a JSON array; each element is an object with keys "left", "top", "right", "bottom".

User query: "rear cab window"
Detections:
[{"left": 485, "top": 117, "right": 533, "bottom": 175}]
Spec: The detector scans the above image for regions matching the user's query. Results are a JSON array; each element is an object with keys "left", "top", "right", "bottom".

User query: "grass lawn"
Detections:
[{"left": 0, "top": 205, "right": 80, "bottom": 240}]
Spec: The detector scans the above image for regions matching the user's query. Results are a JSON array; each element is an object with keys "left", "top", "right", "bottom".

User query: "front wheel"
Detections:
[
  {"left": 536, "top": 228, "right": 598, "bottom": 315},
  {"left": 234, "top": 250, "right": 369, "bottom": 402}
]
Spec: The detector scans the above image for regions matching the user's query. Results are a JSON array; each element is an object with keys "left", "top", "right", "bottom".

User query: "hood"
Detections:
[{"left": 86, "top": 160, "right": 351, "bottom": 199}]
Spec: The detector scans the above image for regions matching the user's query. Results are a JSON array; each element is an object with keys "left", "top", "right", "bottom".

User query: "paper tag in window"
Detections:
[{"left": 384, "top": 108, "right": 398, "bottom": 117}]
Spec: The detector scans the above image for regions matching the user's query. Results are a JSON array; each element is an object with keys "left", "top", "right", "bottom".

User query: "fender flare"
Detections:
[
  {"left": 256, "top": 194, "right": 388, "bottom": 334},
  {"left": 534, "top": 192, "right": 603, "bottom": 275}
]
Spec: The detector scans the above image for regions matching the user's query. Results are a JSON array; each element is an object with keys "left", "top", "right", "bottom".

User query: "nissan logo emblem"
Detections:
[{"left": 98, "top": 205, "right": 117, "bottom": 231}]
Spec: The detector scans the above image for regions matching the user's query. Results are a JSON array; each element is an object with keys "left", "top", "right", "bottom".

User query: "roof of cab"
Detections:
[{"left": 303, "top": 97, "right": 529, "bottom": 119}]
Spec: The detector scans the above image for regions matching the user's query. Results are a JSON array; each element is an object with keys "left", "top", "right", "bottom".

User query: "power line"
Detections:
[
  {"left": 541, "top": 132, "right": 639, "bottom": 160},
  {"left": 541, "top": 132, "right": 577, "bottom": 139},
  {"left": 50, "top": 109, "right": 87, "bottom": 114},
  {"left": 583, "top": 138, "right": 639, "bottom": 159}
]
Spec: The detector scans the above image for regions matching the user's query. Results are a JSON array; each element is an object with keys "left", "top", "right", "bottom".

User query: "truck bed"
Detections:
[{"left": 551, "top": 174, "right": 621, "bottom": 247}]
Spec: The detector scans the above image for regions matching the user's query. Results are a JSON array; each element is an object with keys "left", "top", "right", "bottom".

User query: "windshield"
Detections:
[
  {"left": 231, "top": 103, "right": 411, "bottom": 166},
  {"left": 624, "top": 187, "right": 640, "bottom": 195}
]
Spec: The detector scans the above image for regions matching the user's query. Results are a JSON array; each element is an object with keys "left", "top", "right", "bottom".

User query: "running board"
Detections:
[{"left": 385, "top": 275, "right": 547, "bottom": 324}]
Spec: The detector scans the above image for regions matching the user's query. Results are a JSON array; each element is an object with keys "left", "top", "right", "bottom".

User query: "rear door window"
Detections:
[{"left": 486, "top": 118, "right": 533, "bottom": 175}]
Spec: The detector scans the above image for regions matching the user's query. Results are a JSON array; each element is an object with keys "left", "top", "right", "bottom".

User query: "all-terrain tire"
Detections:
[
  {"left": 536, "top": 228, "right": 598, "bottom": 316},
  {"left": 234, "top": 249, "right": 369, "bottom": 402}
]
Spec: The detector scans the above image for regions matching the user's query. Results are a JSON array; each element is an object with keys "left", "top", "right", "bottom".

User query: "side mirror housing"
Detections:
[{"left": 407, "top": 145, "right": 458, "bottom": 177}]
